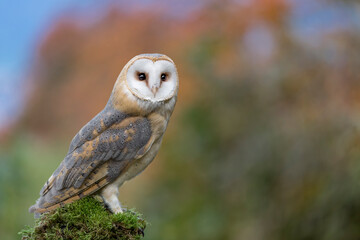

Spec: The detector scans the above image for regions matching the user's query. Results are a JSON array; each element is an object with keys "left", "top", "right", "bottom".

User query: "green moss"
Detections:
[{"left": 19, "top": 197, "right": 147, "bottom": 240}]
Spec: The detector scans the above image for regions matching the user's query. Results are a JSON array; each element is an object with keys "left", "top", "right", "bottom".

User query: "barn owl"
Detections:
[{"left": 29, "top": 53, "right": 178, "bottom": 215}]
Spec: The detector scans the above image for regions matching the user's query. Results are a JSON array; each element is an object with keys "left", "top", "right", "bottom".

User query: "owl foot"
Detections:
[{"left": 100, "top": 186, "right": 123, "bottom": 214}]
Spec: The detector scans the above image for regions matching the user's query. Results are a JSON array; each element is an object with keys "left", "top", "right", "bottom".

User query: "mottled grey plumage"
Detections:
[
  {"left": 30, "top": 102, "right": 152, "bottom": 214},
  {"left": 67, "top": 103, "right": 128, "bottom": 154}
]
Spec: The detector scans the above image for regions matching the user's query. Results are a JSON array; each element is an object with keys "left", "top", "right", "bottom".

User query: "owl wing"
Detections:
[
  {"left": 30, "top": 114, "right": 154, "bottom": 214},
  {"left": 66, "top": 106, "right": 128, "bottom": 155}
]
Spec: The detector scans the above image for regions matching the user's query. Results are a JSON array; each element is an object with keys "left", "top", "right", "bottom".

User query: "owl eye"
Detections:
[
  {"left": 161, "top": 73, "right": 168, "bottom": 81},
  {"left": 137, "top": 73, "right": 146, "bottom": 81}
]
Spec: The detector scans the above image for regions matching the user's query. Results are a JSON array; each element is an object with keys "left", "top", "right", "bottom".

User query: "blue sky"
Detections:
[
  {"left": 0, "top": 0, "right": 103, "bottom": 128},
  {"left": 290, "top": 0, "right": 360, "bottom": 43},
  {"left": 0, "top": 1, "right": 93, "bottom": 72}
]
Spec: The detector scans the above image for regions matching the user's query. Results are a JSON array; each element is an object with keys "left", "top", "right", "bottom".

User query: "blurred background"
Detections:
[{"left": 1, "top": 0, "right": 360, "bottom": 239}]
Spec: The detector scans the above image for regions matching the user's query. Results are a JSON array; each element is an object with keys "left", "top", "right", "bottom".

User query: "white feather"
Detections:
[{"left": 126, "top": 59, "right": 178, "bottom": 102}]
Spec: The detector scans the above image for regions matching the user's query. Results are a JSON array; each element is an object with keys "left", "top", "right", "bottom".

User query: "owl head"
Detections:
[
  {"left": 116, "top": 54, "right": 178, "bottom": 102},
  {"left": 110, "top": 54, "right": 178, "bottom": 114}
]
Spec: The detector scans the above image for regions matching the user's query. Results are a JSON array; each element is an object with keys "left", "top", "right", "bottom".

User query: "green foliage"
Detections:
[{"left": 19, "top": 197, "right": 146, "bottom": 240}]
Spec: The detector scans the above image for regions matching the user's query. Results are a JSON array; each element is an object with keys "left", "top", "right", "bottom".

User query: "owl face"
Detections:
[{"left": 125, "top": 55, "right": 178, "bottom": 102}]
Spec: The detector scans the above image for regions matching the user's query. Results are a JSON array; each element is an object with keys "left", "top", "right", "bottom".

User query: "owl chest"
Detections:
[
  {"left": 109, "top": 138, "right": 162, "bottom": 189},
  {"left": 124, "top": 138, "right": 162, "bottom": 180},
  {"left": 109, "top": 112, "right": 169, "bottom": 187}
]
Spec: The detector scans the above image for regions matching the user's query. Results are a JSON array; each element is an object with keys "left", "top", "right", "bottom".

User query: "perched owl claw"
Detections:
[
  {"left": 113, "top": 206, "right": 124, "bottom": 214},
  {"left": 102, "top": 198, "right": 124, "bottom": 214},
  {"left": 94, "top": 195, "right": 123, "bottom": 214},
  {"left": 100, "top": 185, "right": 124, "bottom": 214}
]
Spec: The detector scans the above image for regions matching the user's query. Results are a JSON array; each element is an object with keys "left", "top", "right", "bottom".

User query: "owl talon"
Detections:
[
  {"left": 113, "top": 207, "right": 123, "bottom": 214},
  {"left": 100, "top": 186, "right": 124, "bottom": 214}
]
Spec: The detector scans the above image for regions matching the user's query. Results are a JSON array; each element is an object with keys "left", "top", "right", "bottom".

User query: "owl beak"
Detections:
[{"left": 151, "top": 86, "right": 159, "bottom": 96}]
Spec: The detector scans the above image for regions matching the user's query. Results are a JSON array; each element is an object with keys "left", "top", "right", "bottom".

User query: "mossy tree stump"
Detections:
[{"left": 20, "top": 197, "right": 147, "bottom": 240}]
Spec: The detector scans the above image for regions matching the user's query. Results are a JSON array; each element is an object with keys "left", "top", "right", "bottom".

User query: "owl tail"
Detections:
[
  {"left": 29, "top": 203, "right": 42, "bottom": 218},
  {"left": 29, "top": 196, "right": 48, "bottom": 217},
  {"left": 28, "top": 204, "right": 36, "bottom": 213}
]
